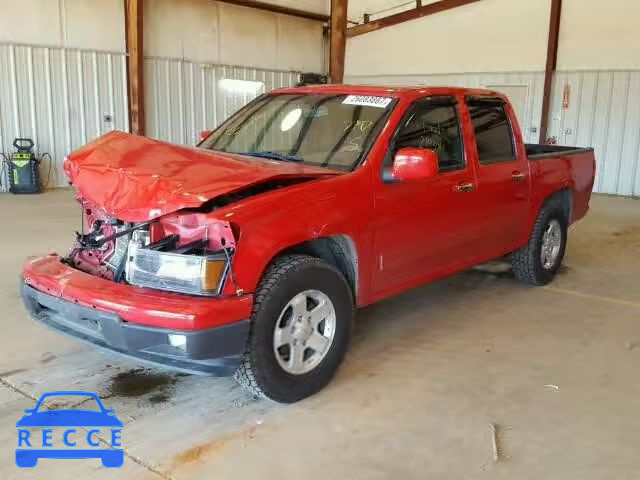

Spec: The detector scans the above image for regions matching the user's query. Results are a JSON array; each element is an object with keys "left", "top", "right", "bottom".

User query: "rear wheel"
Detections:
[
  {"left": 234, "top": 255, "right": 354, "bottom": 403},
  {"left": 512, "top": 201, "right": 568, "bottom": 285}
]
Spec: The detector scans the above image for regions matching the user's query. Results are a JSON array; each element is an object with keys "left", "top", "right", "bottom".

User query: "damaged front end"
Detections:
[
  {"left": 19, "top": 131, "right": 347, "bottom": 375},
  {"left": 56, "top": 131, "right": 339, "bottom": 297},
  {"left": 67, "top": 196, "right": 237, "bottom": 297}
]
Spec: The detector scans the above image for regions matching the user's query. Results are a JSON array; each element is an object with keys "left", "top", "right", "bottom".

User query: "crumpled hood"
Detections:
[{"left": 64, "top": 131, "right": 339, "bottom": 222}]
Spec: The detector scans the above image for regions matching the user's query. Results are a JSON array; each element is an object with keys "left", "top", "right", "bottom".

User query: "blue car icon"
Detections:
[{"left": 16, "top": 391, "right": 123, "bottom": 468}]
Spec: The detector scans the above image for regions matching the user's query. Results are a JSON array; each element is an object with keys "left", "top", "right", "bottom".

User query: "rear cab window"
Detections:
[{"left": 466, "top": 96, "right": 516, "bottom": 165}]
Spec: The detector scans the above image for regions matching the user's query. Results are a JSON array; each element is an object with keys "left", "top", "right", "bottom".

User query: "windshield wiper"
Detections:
[{"left": 239, "top": 151, "right": 304, "bottom": 163}]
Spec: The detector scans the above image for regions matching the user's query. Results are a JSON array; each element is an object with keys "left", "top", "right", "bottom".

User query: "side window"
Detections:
[
  {"left": 467, "top": 98, "right": 515, "bottom": 164},
  {"left": 391, "top": 98, "right": 465, "bottom": 172}
]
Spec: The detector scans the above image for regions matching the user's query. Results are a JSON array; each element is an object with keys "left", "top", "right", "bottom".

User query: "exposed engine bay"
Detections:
[
  {"left": 63, "top": 177, "right": 321, "bottom": 296},
  {"left": 67, "top": 197, "right": 238, "bottom": 296}
]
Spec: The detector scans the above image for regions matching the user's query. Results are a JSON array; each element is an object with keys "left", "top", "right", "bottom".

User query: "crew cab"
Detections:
[{"left": 21, "top": 85, "right": 596, "bottom": 403}]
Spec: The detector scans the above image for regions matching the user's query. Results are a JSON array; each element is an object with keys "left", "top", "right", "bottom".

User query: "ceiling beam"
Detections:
[
  {"left": 216, "top": 0, "right": 329, "bottom": 22},
  {"left": 124, "top": 0, "right": 145, "bottom": 136},
  {"left": 330, "top": 0, "right": 348, "bottom": 83},
  {"left": 347, "top": 0, "right": 482, "bottom": 38},
  {"left": 539, "top": 0, "right": 562, "bottom": 144}
]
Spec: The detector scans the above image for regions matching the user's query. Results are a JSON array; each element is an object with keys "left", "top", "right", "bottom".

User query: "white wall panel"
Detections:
[
  {"left": 0, "top": 43, "right": 128, "bottom": 191},
  {"left": 144, "top": 0, "right": 220, "bottom": 62},
  {"left": 218, "top": 4, "right": 278, "bottom": 68},
  {"left": 274, "top": 14, "right": 326, "bottom": 73},
  {"left": 0, "top": 0, "right": 124, "bottom": 52},
  {"left": 145, "top": 57, "right": 299, "bottom": 146},
  {"left": 63, "top": 0, "right": 125, "bottom": 52},
  {"left": 144, "top": 0, "right": 325, "bottom": 73}
]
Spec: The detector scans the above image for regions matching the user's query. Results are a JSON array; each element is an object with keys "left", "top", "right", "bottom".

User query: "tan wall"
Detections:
[
  {"left": 0, "top": 0, "right": 125, "bottom": 51},
  {"left": 345, "top": 0, "right": 551, "bottom": 76},
  {"left": 144, "top": 0, "right": 325, "bottom": 72},
  {"left": 346, "top": 0, "right": 640, "bottom": 76},
  {"left": 558, "top": 0, "right": 640, "bottom": 70}
]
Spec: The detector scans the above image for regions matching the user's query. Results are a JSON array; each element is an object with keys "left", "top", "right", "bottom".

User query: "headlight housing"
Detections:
[{"left": 125, "top": 248, "right": 228, "bottom": 296}]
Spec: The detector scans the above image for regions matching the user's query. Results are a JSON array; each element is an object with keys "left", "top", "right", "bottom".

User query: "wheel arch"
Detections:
[
  {"left": 268, "top": 235, "right": 359, "bottom": 300},
  {"left": 543, "top": 188, "right": 572, "bottom": 221},
  {"left": 525, "top": 187, "right": 573, "bottom": 238}
]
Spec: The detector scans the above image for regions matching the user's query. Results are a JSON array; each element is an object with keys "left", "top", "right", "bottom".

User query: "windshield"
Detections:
[{"left": 200, "top": 93, "right": 395, "bottom": 171}]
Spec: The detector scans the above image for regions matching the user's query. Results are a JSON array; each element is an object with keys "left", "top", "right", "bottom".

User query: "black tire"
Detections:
[
  {"left": 234, "top": 254, "right": 354, "bottom": 403},
  {"left": 512, "top": 199, "right": 568, "bottom": 286}
]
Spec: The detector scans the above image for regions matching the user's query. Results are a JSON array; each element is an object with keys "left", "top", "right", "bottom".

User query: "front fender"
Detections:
[{"left": 225, "top": 197, "right": 373, "bottom": 301}]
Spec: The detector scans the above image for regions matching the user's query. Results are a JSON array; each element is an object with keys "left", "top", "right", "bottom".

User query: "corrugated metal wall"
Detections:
[
  {"left": 144, "top": 57, "right": 300, "bottom": 146},
  {"left": 0, "top": 42, "right": 128, "bottom": 191},
  {"left": 3, "top": 48, "right": 638, "bottom": 198},
  {"left": 0, "top": 45, "right": 302, "bottom": 192},
  {"left": 548, "top": 70, "right": 640, "bottom": 196},
  {"left": 346, "top": 70, "right": 640, "bottom": 196}
]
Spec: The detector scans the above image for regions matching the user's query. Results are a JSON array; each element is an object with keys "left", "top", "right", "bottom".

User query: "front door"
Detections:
[{"left": 371, "top": 96, "right": 482, "bottom": 296}]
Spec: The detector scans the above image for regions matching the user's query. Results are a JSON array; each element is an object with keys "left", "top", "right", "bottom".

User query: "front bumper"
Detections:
[
  {"left": 22, "top": 283, "right": 249, "bottom": 376},
  {"left": 21, "top": 254, "right": 254, "bottom": 376},
  {"left": 23, "top": 254, "right": 253, "bottom": 330}
]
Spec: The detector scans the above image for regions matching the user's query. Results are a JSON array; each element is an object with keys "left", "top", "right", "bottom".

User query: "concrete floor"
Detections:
[{"left": 1, "top": 189, "right": 639, "bottom": 479}]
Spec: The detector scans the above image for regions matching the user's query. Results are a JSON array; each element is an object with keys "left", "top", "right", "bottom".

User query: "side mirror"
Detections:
[
  {"left": 199, "top": 130, "right": 213, "bottom": 142},
  {"left": 391, "top": 148, "right": 439, "bottom": 181}
]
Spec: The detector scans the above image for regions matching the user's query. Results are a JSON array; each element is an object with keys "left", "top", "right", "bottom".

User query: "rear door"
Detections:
[
  {"left": 371, "top": 96, "right": 482, "bottom": 295},
  {"left": 465, "top": 96, "right": 530, "bottom": 254}
]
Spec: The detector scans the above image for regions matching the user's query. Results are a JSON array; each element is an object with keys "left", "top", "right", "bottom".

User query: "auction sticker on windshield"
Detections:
[{"left": 342, "top": 95, "right": 392, "bottom": 108}]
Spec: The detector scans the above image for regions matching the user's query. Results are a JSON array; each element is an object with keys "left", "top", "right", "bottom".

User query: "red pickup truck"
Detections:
[{"left": 22, "top": 85, "right": 596, "bottom": 402}]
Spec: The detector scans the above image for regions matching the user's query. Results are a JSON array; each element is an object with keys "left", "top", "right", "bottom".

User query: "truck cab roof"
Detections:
[{"left": 274, "top": 84, "right": 508, "bottom": 101}]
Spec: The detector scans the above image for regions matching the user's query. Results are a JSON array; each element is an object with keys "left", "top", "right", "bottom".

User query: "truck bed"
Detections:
[
  {"left": 526, "top": 144, "right": 594, "bottom": 160},
  {"left": 526, "top": 144, "right": 596, "bottom": 226}
]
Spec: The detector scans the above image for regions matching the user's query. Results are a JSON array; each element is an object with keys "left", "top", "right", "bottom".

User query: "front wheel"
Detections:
[
  {"left": 512, "top": 201, "right": 568, "bottom": 286},
  {"left": 234, "top": 255, "right": 354, "bottom": 403}
]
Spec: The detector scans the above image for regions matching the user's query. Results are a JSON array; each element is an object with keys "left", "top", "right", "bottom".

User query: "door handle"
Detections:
[
  {"left": 454, "top": 182, "right": 474, "bottom": 193},
  {"left": 512, "top": 171, "right": 526, "bottom": 182}
]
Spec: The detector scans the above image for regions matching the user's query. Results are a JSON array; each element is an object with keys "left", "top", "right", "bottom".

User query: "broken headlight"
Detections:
[{"left": 125, "top": 243, "right": 228, "bottom": 296}]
